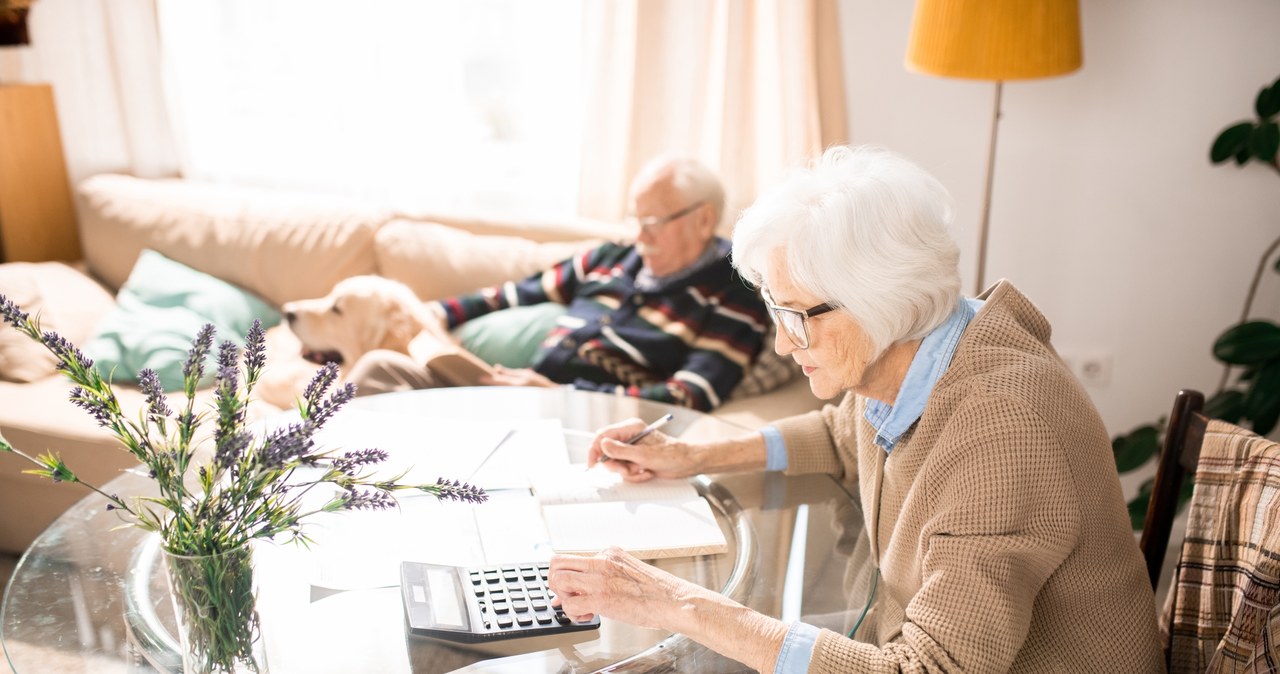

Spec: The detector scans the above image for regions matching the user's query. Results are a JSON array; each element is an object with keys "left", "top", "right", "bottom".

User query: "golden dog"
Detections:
[{"left": 281, "top": 275, "right": 447, "bottom": 368}]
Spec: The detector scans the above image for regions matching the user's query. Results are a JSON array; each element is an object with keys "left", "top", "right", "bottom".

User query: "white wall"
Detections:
[{"left": 838, "top": 0, "right": 1280, "bottom": 437}]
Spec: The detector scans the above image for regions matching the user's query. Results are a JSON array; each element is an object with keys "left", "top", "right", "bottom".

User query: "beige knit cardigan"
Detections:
[{"left": 773, "top": 281, "right": 1165, "bottom": 673}]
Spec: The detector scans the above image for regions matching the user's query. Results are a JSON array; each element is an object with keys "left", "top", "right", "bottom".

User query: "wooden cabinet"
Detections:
[{"left": 0, "top": 83, "right": 80, "bottom": 262}]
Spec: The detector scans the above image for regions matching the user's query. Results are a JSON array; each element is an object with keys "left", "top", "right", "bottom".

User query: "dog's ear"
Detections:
[{"left": 377, "top": 292, "right": 432, "bottom": 353}]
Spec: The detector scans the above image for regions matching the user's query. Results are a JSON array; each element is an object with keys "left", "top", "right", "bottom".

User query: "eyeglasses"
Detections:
[
  {"left": 625, "top": 201, "right": 704, "bottom": 234},
  {"left": 761, "top": 288, "right": 835, "bottom": 350}
]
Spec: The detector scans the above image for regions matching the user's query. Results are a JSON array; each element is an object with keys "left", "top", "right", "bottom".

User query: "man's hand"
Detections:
[{"left": 482, "top": 365, "right": 558, "bottom": 388}]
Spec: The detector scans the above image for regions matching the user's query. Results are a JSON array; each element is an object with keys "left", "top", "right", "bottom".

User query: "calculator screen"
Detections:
[{"left": 426, "top": 567, "right": 466, "bottom": 629}]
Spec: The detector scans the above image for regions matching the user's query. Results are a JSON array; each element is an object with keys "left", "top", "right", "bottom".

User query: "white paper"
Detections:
[
  {"left": 530, "top": 464, "right": 726, "bottom": 559},
  {"left": 310, "top": 408, "right": 570, "bottom": 490}
]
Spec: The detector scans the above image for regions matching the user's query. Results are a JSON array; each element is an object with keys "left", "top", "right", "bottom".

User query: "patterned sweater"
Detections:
[
  {"left": 437, "top": 241, "right": 767, "bottom": 411},
  {"left": 773, "top": 281, "right": 1165, "bottom": 673}
]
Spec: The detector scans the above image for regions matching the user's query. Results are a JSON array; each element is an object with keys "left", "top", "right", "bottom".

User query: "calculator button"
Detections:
[
  {"left": 497, "top": 615, "right": 513, "bottom": 629},
  {"left": 532, "top": 600, "right": 548, "bottom": 610},
  {"left": 492, "top": 601, "right": 511, "bottom": 614},
  {"left": 513, "top": 601, "right": 530, "bottom": 613},
  {"left": 535, "top": 613, "right": 553, "bottom": 625},
  {"left": 516, "top": 614, "right": 534, "bottom": 626},
  {"left": 554, "top": 610, "right": 572, "bottom": 625}
]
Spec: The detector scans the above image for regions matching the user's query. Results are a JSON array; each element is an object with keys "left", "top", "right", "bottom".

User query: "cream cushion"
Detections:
[
  {"left": 77, "top": 174, "right": 386, "bottom": 306},
  {"left": 0, "top": 262, "right": 114, "bottom": 382},
  {"left": 374, "top": 220, "right": 596, "bottom": 301}
]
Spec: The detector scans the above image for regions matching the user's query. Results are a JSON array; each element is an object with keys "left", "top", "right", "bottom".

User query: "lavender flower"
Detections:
[
  {"left": 42, "top": 331, "right": 94, "bottom": 373},
  {"left": 215, "top": 341, "right": 240, "bottom": 390},
  {"left": 258, "top": 422, "right": 315, "bottom": 467},
  {"left": 137, "top": 369, "right": 172, "bottom": 423},
  {"left": 342, "top": 488, "right": 397, "bottom": 511},
  {"left": 243, "top": 320, "right": 266, "bottom": 376},
  {"left": 308, "top": 382, "right": 354, "bottom": 427},
  {"left": 0, "top": 292, "right": 489, "bottom": 607},
  {"left": 181, "top": 324, "right": 216, "bottom": 384},
  {"left": 69, "top": 387, "right": 113, "bottom": 428},
  {"left": 430, "top": 478, "right": 489, "bottom": 504},
  {"left": 332, "top": 448, "right": 389, "bottom": 475},
  {"left": 214, "top": 430, "right": 252, "bottom": 470},
  {"left": 302, "top": 362, "right": 339, "bottom": 408},
  {"left": 0, "top": 294, "right": 28, "bottom": 326}
]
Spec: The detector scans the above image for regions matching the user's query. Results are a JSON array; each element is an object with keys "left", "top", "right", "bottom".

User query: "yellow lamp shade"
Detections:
[{"left": 906, "top": 0, "right": 1082, "bottom": 81}]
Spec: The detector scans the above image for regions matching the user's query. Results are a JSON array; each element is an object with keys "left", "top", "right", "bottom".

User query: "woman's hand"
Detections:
[
  {"left": 550, "top": 548, "right": 789, "bottom": 672},
  {"left": 586, "top": 417, "right": 703, "bottom": 482},
  {"left": 482, "top": 365, "right": 558, "bottom": 388},
  {"left": 548, "top": 548, "right": 694, "bottom": 628}
]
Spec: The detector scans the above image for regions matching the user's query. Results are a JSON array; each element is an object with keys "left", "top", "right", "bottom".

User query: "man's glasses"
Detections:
[
  {"left": 625, "top": 201, "right": 704, "bottom": 234},
  {"left": 762, "top": 288, "right": 835, "bottom": 350}
]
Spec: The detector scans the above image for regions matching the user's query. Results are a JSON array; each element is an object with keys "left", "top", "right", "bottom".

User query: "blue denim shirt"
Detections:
[{"left": 762, "top": 297, "right": 982, "bottom": 673}]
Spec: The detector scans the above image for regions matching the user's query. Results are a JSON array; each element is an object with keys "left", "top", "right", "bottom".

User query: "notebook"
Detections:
[{"left": 529, "top": 465, "right": 727, "bottom": 560}]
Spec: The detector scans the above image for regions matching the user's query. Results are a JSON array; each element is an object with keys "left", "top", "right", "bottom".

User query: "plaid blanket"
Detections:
[{"left": 1163, "top": 418, "right": 1280, "bottom": 673}]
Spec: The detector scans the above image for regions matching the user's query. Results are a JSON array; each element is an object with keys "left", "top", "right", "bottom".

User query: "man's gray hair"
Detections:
[
  {"left": 731, "top": 145, "right": 961, "bottom": 357},
  {"left": 632, "top": 156, "right": 727, "bottom": 229}
]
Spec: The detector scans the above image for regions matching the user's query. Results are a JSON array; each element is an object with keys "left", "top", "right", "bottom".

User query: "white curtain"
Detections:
[
  {"left": 153, "top": 0, "right": 584, "bottom": 220},
  {"left": 0, "top": 0, "right": 179, "bottom": 185},
  {"left": 2, "top": 0, "right": 846, "bottom": 227},
  {"left": 578, "top": 0, "right": 849, "bottom": 231}
]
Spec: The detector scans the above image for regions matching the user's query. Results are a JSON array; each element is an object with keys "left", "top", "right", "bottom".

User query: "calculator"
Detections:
[{"left": 399, "top": 561, "right": 601, "bottom": 643}]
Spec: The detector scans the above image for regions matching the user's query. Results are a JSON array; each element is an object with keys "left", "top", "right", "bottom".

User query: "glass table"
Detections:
[{"left": 2, "top": 387, "right": 868, "bottom": 673}]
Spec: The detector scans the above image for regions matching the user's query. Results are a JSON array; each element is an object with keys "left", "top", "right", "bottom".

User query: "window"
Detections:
[{"left": 157, "top": 0, "right": 583, "bottom": 219}]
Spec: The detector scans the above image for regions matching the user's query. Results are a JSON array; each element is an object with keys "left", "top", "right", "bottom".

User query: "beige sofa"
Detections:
[{"left": 0, "top": 174, "right": 823, "bottom": 555}]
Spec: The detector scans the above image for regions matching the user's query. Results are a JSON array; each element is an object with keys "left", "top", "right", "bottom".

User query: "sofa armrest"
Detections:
[{"left": 0, "top": 261, "right": 114, "bottom": 383}]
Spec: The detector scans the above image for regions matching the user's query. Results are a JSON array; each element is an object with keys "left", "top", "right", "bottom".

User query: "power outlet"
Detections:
[
  {"left": 1077, "top": 354, "right": 1113, "bottom": 386},
  {"left": 1059, "top": 350, "right": 1113, "bottom": 387}
]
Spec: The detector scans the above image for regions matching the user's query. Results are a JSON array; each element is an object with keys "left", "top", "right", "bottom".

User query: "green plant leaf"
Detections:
[
  {"left": 1205, "top": 389, "right": 1247, "bottom": 423},
  {"left": 1245, "top": 358, "right": 1280, "bottom": 435},
  {"left": 1249, "top": 121, "right": 1280, "bottom": 162},
  {"left": 1213, "top": 320, "right": 1280, "bottom": 365},
  {"left": 1256, "top": 78, "right": 1280, "bottom": 118},
  {"left": 1113, "top": 425, "right": 1160, "bottom": 473},
  {"left": 1211, "top": 122, "right": 1255, "bottom": 163}
]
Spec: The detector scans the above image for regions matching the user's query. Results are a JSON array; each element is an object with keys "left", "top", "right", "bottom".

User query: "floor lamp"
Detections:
[{"left": 906, "top": 0, "right": 1082, "bottom": 295}]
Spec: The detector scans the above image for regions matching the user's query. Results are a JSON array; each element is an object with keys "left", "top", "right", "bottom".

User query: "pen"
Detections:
[
  {"left": 466, "top": 428, "right": 517, "bottom": 482},
  {"left": 600, "top": 412, "right": 674, "bottom": 462}
]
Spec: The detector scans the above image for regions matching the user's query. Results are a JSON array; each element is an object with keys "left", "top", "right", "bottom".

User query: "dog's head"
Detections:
[{"left": 281, "top": 276, "right": 431, "bottom": 367}]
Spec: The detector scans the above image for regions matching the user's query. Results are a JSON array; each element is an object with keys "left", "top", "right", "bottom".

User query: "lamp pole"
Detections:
[{"left": 974, "top": 81, "right": 1003, "bottom": 295}]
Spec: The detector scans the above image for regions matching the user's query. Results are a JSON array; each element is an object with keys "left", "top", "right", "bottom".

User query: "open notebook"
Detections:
[{"left": 529, "top": 465, "right": 727, "bottom": 560}]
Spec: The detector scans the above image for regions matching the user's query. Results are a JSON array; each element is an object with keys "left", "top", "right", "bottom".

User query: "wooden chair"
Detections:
[
  {"left": 1138, "top": 389, "right": 1207, "bottom": 589},
  {"left": 1139, "top": 389, "right": 1280, "bottom": 673}
]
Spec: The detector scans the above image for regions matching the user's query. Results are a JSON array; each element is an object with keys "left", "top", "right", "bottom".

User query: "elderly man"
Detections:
[{"left": 348, "top": 156, "right": 769, "bottom": 412}]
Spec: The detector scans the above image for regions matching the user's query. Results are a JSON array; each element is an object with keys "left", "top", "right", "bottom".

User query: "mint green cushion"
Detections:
[
  {"left": 455, "top": 302, "right": 567, "bottom": 368},
  {"left": 83, "top": 249, "right": 282, "bottom": 391}
]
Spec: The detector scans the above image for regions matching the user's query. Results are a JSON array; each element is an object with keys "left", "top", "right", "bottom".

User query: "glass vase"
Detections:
[{"left": 162, "top": 543, "right": 269, "bottom": 674}]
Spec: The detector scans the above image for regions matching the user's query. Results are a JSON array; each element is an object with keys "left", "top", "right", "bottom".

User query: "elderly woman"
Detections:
[{"left": 547, "top": 146, "right": 1164, "bottom": 673}]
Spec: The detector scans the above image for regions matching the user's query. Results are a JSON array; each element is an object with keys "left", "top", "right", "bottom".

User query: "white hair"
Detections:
[
  {"left": 731, "top": 145, "right": 961, "bottom": 357},
  {"left": 631, "top": 156, "right": 727, "bottom": 228}
]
